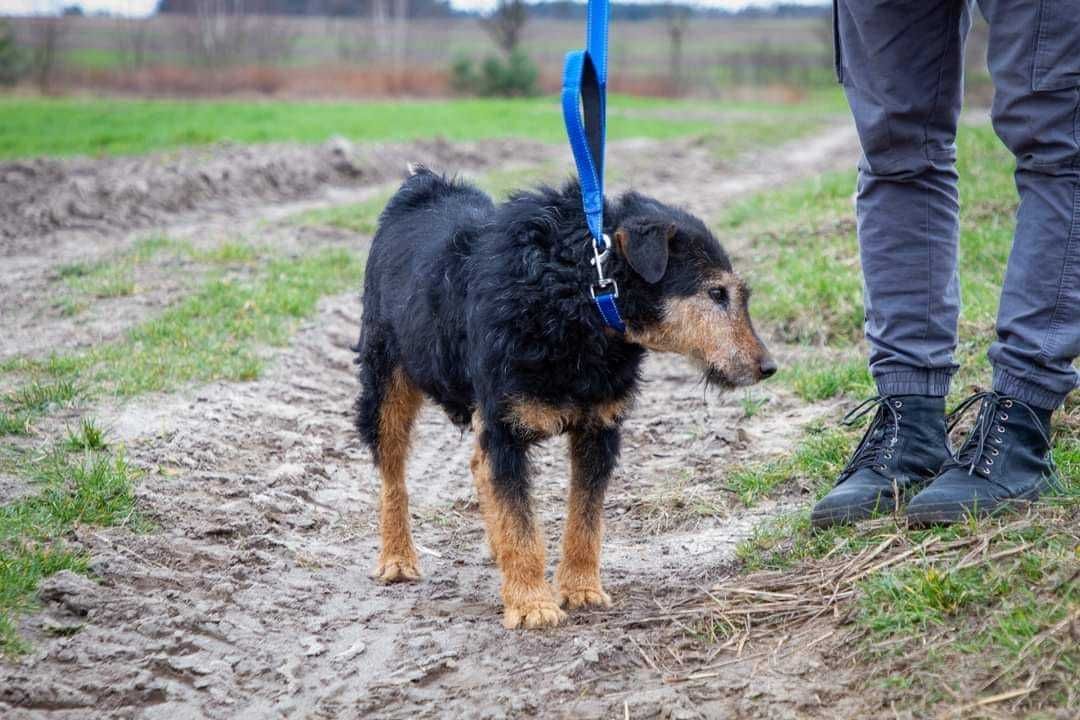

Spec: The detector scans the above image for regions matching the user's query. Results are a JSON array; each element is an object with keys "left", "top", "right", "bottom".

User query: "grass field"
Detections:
[
  {"left": 723, "top": 124, "right": 1043, "bottom": 394},
  {"left": 0, "top": 90, "right": 846, "bottom": 159}
]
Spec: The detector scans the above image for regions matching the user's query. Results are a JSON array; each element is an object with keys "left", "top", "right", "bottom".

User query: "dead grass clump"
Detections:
[
  {"left": 625, "top": 475, "right": 728, "bottom": 535},
  {"left": 678, "top": 507, "right": 1079, "bottom": 715}
]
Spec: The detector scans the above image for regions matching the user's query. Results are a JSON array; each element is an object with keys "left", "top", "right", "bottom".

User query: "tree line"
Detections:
[{"left": 153, "top": 0, "right": 828, "bottom": 21}]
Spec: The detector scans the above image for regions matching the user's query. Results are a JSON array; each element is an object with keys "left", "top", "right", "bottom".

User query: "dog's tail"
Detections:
[{"left": 382, "top": 164, "right": 459, "bottom": 222}]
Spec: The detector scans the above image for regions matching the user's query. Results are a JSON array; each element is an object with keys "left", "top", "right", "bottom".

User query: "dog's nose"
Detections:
[{"left": 759, "top": 356, "right": 778, "bottom": 379}]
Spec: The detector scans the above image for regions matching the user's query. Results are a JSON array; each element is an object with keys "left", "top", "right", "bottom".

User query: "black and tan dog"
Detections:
[{"left": 354, "top": 166, "right": 775, "bottom": 629}]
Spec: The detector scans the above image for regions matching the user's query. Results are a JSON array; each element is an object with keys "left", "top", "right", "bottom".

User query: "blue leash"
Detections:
[{"left": 562, "top": 0, "right": 625, "bottom": 333}]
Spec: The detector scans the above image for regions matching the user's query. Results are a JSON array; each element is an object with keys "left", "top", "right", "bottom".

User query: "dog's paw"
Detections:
[
  {"left": 480, "top": 532, "right": 499, "bottom": 565},
  {"left": 372, "top": 555, "right": 421, "bottom": 583},
  {"left": 559, "top": 586, "right": 612, "bottom": 610},
  {"left": 502, "top": 599, "right": 567, "bottom": 629}
]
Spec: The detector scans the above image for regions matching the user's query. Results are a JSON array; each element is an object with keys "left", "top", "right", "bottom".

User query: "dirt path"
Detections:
[
  {"left": 0, "top": 137, "right": 559, "bottom": 365},
  {"left": 1, "top": 122, "right": 868, "bottom": 719}
]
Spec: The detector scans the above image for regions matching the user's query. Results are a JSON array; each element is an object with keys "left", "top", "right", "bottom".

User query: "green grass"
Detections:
[
  {"left": 720, "top": 170, "right": 863, "bottom": 346},
  {"left": 471, "top": 162, "right": 564, "bottom": 200},
  {"left": 130, "top": 233, "right": 194, "bottom": 262},
  {"left": 3, "top": 234, "right": 319, "bottom": 433},
  {"left": 0, "top": 547, "right": 89, "bottom": 654},
  {"left": 1, "top": 447, "right": 140, "bottom": 542},
  {"left": 7, "top": 246, "right": 362, "bottom": 401},
  {"left": 0, "top": 436, "right": 140, "bottom": 655},
  {"left": 191, "top": 240, "right": 261, "bottom": 265},
  {"left": 727, "top": 124, "right": 1029, "bottom": 401},
  {"left": 0, "top": 96, "right": 702, "bottom": 159},
  {"left": 727, "top": 425, "right": 1080, "bottom": 712},
  {"left": 735, "top": 424, "right": 1080, "bottom": 572},
  {"left": 780, "top": 356, "right": 874, "bottom": 402},
  {"left": 61, "top": 48, "right": 133, "bottom": 70},
  {"left": 8, "top": 380, "right": 80, "bottom": 414},
  {"left": 740, "top": 389, "right": 768, "bottom": 419},
  {"left": 727, "top": 424, "right": 854, "bottom": 506},
  {"left": 716, "top": 122, "right": 1078, "bottom": 712},
  {"left": 0, "top": 236, "right": 363, "bottom": 654},
  {"left": 718, "top": 165, "right": 855, "bottom": 234},
  {"left": 54, "top": 233, "right": 194, "bottom": 313},
  {"left": 704, "top": 117, "right": 831, "bottom": 160},
  {"left": 66, "top": 418, "right": 107, "bottom": 452},
  {"left": 289, "top": 164, "right": 568, "bottom": 236},
  {"left": 0, "top": 380, "right": 80, "bottom": 436},
  {"left": 0, "top": 412, "right": 31, "bottom": 436},
  {"left": 0, "top": 92, "right": 845, "bottom": 160},
  {"left": 69, "top": 264, "right": 136, "bottom": 300},
  {"left": 853, "top": 512, "right": 1078, "bottom": 710},
  {"left": 857, "top": 563, "right": 1009, "bottom": 635},
  {"left": 291, "top": 192, "right": 391, "bottom": 236},
  {"left": 53, "top": 232, "right": 254, "bottom": 316}
]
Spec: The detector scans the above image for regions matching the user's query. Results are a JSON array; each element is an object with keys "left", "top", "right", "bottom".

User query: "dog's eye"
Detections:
[{"left": 708, "top": 287, "right": 729, "bottom": 308}]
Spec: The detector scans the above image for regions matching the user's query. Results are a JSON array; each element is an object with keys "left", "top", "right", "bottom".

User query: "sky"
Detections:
[{"left": 0, "top": 0, "right": 828, "bottom": 18}]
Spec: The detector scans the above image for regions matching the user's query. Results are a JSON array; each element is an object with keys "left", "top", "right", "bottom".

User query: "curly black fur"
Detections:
[{"left": 355, "top": 167, "right": 740, "bottom": 504}]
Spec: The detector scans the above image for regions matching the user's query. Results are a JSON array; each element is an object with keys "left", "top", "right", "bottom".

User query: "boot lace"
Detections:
[
  {"left": 838, "top": 395, "right": 905, "bottom": 481},
  {"left": 942, "top": 391, "right": 1054, "bottom": 477}
]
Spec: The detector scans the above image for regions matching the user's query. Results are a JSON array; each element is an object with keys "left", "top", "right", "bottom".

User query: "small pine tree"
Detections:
[
  {"left": 452, "top": 51, "right": 539, "bottom": 97},
  {"left": 479, "top": 50, "right": 538, "bottom": 97}
]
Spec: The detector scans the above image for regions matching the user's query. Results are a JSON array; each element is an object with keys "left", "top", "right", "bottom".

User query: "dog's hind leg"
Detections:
[
  {"left": 369, "top": 366, "right": 424, "bottom": 583},
  {"left": 471, "top": 413, "right": 566, "bottom": 629},
  {"left": 470, "top": 415, "right": 501, "bottom": 564},
  {"left": 556, "top": 426, "right": 618, "bottom": 610}
]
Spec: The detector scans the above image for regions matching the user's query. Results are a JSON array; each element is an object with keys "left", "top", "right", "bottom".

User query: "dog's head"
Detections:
[{"left": 612, "top": 193, "right": 776, "bottom": 389}]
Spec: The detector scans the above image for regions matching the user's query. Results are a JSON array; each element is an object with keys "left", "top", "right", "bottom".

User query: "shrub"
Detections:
[
  {"left": 0, "top": 20, "right": 28, "bottom": 86},
  {"left": 451, "top": 50, "right": 539, "bottom": 97},
  {"left": 450, "top": 54, "right": 477, "bottom": 94}
]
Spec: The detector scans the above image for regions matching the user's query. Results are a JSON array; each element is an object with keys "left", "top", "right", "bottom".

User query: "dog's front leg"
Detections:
[
  {"left": 471, "top": 416, "right": 565, "bottom": 629},
  {"left": 557, "top": 426, "right": 618, "bottom": 610}
]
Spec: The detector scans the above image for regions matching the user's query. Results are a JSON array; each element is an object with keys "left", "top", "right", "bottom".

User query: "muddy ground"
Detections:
[{"left": 0, "top": 123, "right": 873, "bottom": 719}]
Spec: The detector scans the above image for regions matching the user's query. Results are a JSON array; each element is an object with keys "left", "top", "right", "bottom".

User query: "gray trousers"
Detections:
[{"left": 834, "top": 0, "right": 1080, "bottom": 409}]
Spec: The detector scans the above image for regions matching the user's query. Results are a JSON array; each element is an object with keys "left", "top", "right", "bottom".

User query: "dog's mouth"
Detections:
[
  {"left": 705, "top": 365, "right": 764, "bottom": 391},
  {"left": 704, "top": 366, "right": 736, "bottom": 392}
]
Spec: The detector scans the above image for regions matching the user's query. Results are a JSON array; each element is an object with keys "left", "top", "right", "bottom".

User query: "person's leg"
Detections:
[
  {"left": 907, "top": 0, "right": 1079, "bottom": 524},
  {"left": 981, "top": 0, "right": 1080, "bottom": 409},
  {"left": 841, "top": 0, "right": 971, "bottom": 394},
  {"left": 812, "top": 0, "right": 968, "bottom": 527}
]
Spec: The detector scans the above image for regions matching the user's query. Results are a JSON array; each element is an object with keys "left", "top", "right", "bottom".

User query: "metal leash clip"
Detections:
[{"left": 589, "top": 233, "right": 619, "bottom": 300}]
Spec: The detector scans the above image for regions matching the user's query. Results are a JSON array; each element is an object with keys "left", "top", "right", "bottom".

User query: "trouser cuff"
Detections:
[
  {"left": 992, "top": 368, "right": 1066, "bottom": 411},
  {"left": 874, "top": 369, "right": 953, "bottom": 397}
]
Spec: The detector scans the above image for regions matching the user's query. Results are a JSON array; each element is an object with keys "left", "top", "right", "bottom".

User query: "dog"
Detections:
[{"left": 354, "top": 166, "right": 776, "bottom": 629}]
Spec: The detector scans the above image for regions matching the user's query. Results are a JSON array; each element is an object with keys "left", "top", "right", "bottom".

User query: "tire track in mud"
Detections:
[{"left": 1, "top": 122, "right": 866, "bottom": 719}]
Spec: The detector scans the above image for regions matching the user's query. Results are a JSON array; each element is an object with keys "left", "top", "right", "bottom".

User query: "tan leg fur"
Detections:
[
  {"left": 372, "top": 368, "right": 424, "bottom": 583},
  {"left": 556, "top": 431, "right": 612, "bottom": 610},
  {"left": 471, "top": 413, "right": 566, "bottom": 629}
]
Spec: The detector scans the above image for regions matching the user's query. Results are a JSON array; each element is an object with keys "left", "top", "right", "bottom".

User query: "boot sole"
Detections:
[
  {"left": 811, "top": 484, "right": 929, "bottom": 530},
  {"left": 810, "top": 499, "right": 890, "bottom": 529},
  {"left": 905, "top": 491, "right": 1040, "bottom": 527}
]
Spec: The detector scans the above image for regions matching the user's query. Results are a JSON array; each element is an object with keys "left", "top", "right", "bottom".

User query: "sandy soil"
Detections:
[{"left": 0, "top": 122, "right": 872, "bottom": 719}]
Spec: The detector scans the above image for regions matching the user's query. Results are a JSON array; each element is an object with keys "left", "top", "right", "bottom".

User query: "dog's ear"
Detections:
[{"left": 614, "top": 221, "right": 675, "bottom": 284}]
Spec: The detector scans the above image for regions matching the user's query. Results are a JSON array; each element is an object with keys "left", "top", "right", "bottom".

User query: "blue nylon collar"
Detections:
[{"left": 562, "top": 0, "right": 625, "bottom": 333}]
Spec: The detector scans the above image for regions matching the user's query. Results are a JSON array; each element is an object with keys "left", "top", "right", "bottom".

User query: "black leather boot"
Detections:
[
  {"left": 811, "top": 395, "right": 950, "bottom": 528},
  {"left": 906, "top": 392, "right": 1056, "bottom": 526}
]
